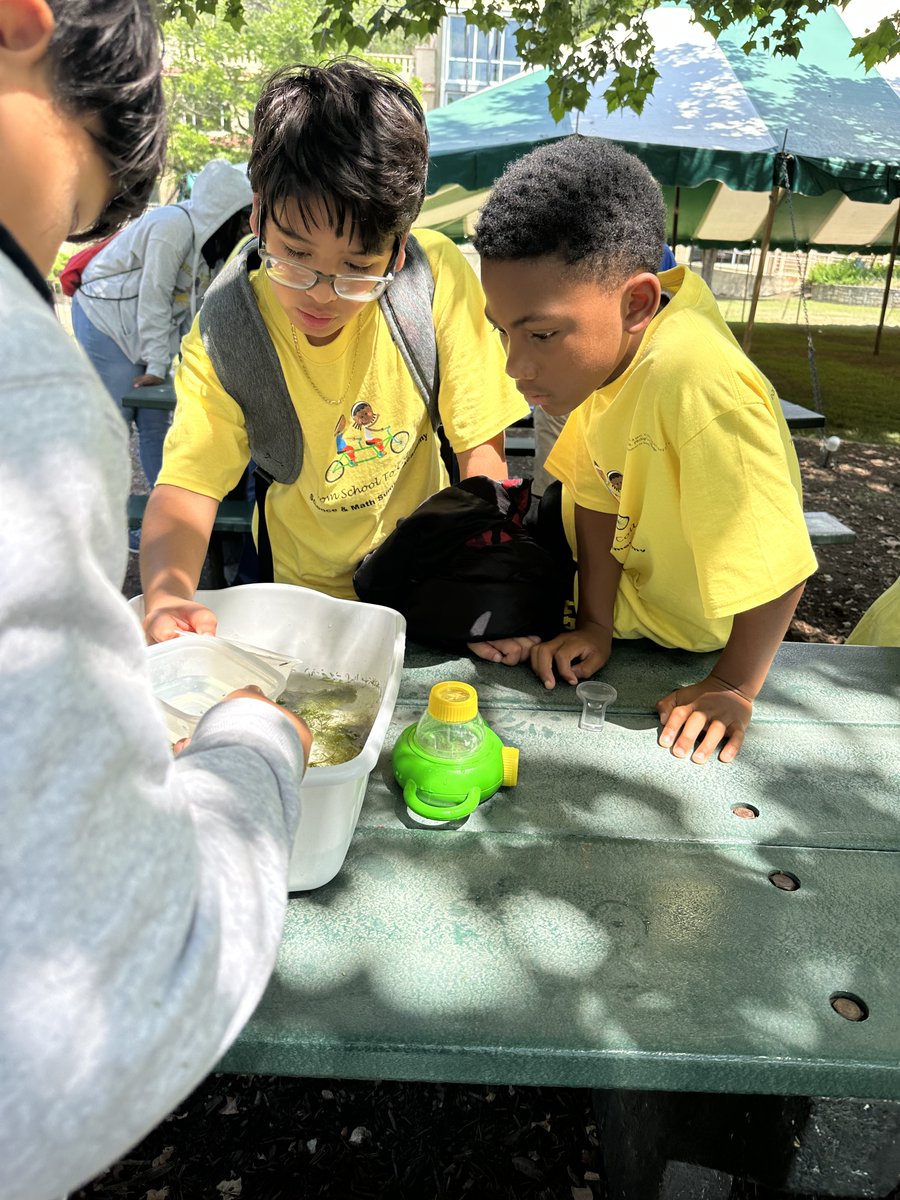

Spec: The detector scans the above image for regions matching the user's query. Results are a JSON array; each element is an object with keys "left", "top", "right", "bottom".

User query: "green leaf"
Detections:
[
  {"left": 852, "top": 15, "right": 900, "bottom": 70},
  {"left": 159, "top": 0, "right": 900, "bottom": 128}
]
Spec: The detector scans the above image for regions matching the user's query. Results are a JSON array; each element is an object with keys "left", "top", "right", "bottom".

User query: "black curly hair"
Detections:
[
  {"left": 250, "top": 59, "right": 429, "bottom": 254},
  {"left": 474, "top": 136, "right": 665, "bottom": 283},
  {"left": 47, "top": 0, "right": 167, "bottom": 240}
]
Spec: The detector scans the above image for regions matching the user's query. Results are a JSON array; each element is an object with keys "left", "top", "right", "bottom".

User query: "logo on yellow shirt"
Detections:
[
  {"left": 327, "top": 405, "right": 410, "bottom": 484},
  {"left": 593, "top": 460, "right": 623, "bottom": 500}
]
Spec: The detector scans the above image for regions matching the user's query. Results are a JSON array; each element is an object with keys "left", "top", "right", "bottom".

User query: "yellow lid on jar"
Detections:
[{"left": 427, "top": 681, "right": 478, "bottom": 723}]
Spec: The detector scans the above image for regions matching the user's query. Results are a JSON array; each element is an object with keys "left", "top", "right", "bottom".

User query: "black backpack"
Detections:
[{"left": 353, "top": 476, "right": 567, "bottom": 646}]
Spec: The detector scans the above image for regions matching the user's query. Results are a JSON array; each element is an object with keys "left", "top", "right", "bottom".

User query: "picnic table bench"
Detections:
[
  {"left": 220, "top": 638, "right": 900, "bottom": 1197},
  {"left": 505, "top": 398, "right": 826, "bottom": 457},
  {"left": 121, "top": 381, "right": 177, "bottom": 411}
]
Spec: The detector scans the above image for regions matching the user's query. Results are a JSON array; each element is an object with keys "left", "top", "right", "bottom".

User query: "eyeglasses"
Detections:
[{"left": 259, "top": 240, "right": 398, "bottom": 302}]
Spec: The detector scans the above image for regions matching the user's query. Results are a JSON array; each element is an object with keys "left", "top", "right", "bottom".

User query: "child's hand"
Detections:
[
  {"left": 656, "top": 676, "right": 753, "bottom": 764},
  {"left": 223, "top": 686, "right": 313, "bottom": 760},
  {"left": 172, "top": 689, "right": 313, "bottom": 762},
  {"left": 530, "top": 624, "right": 612, "bottom": 689},
  {"left": 468, "top": 635, "right": 541, "bottom": 666},
  {"left": 143, "top": 599, "right": 218, "bottom": 644}
]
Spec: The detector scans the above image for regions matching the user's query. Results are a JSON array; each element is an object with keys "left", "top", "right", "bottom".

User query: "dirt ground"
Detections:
[
  {"left": 786, "top": 437, "right": 900, "bottom": 641},
  {"left": 99, "top": 436, "right": 899, "bottom": 1200}
]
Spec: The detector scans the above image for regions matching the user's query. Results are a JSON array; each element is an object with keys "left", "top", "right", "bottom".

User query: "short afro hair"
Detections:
[{"left": 474, "top": 136, "right": 665, "bottom": 282}]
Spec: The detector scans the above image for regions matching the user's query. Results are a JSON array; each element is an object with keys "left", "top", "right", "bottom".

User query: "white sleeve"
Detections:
[
  {"left": 135, "top": 217, "right": 193, "bottom": 378},
  {"left": 0, "top": 339, "right": 306, "bottom": 1200}
]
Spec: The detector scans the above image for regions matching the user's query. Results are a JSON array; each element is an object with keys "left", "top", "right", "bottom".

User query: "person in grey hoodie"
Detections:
[
  {"left": 0, "top": 4, "right": 311, "bottom": 1199},
  {"left": 72, "top": 157, "right": 252, "bottom": 488}
]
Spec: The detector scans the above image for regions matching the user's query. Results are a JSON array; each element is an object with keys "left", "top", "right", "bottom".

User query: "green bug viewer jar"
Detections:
[{"left": 392, "top": 681, "right": 519, "bottom": 826}]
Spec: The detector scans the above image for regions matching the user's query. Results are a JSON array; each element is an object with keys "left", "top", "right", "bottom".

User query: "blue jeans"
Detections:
[{"left": 71, "top": 292, "right": 171, "bottom": 486}]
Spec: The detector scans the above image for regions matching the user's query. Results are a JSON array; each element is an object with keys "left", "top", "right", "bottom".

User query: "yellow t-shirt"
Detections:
[
  {"left": 159, "top": 229, "right": 527, "bottom": 597},
  {"left": 547, "top": 266, "right": 818, "bottom": 652},
  {"left": 846, "top": 575, "right": 900, "bottom": 646}
]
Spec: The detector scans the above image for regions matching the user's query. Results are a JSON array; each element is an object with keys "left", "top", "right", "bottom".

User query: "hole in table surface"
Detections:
[
  {"left": 768, "top": 870, "right": 801, "bottom": 891},
  {"left": 732, "top": 804, "right": 759, "bottom": 819},
  {"left": 830, "top": 993, "right": 869, "bottom": 1022}
]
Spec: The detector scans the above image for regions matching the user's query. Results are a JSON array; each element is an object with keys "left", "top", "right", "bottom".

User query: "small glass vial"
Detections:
[{"left": 575, "top": 681, "right": 618, "bottom": 731}]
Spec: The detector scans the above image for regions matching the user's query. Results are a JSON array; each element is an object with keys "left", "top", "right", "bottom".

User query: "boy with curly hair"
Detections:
[{"left": 472, "top": 136, "right": 817, "bottom": 765}]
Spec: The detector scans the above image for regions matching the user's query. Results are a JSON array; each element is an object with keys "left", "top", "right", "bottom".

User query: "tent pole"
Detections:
[
  {"left": 742, "top": 184, "right": 781, "bottom": 355},
  {"left": 873, "top": 202, "right": 900, "bottom": 356},
  {"left": 671, "top": 186, "right": 681, "bottom": 247}
]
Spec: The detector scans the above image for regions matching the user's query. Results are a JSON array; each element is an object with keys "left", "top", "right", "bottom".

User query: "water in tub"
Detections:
[{"left": 277, "top": 671, "right": 381, "bottom": 767}]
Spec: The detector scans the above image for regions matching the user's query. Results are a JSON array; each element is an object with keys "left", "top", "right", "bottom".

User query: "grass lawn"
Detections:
[
  {"left": 718, "top": 295, "right": 900, "bottom": 329},
  {"left": 725, "top": 320, "right": 900, "bottom": 445}
]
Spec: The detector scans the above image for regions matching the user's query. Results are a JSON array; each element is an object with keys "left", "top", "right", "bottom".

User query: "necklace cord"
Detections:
[{"left": 290, "top": 321, "right": 361, "bottom": 406}]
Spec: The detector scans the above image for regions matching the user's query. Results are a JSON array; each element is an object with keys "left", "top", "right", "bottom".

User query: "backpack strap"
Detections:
[
  {"left": 378, "top": 233, "right": 441, "bottom": 430},
  {"left": 199, "top": 234, "right": 442, "bottom": 481},
  {"left": 199, "top": 238, "right": 304, "bottom": 485}
]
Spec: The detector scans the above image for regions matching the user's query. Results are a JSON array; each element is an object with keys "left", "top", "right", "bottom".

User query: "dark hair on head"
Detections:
[
  {"left": 474, "top": 136, "right": 665, "bottom": 282},
  {"left": 45, "top": 0, "right": 167, "bottom": 240},
  {"left": 250, "top": 59, "right": 429, "bottom": 254}
]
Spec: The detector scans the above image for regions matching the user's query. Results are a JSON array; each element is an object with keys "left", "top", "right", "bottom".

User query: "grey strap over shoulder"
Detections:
[
  {"left": 379, "top": 235, "right": 440, "bottom": 426},
  {"left": 198, "top": 235, "right": 440, "bottom": 486}
]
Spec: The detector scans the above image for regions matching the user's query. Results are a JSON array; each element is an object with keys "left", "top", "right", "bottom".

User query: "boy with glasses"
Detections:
[{"left": 140, "top": 60, "right": 527, "bottom": 643}]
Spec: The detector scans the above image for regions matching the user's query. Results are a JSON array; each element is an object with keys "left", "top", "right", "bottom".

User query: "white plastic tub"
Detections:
[{"left": 131, "top": 584, "right": 405, "bottom": 890}]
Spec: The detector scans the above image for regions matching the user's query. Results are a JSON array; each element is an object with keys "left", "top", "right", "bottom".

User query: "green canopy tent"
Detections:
[{"left": 420, "top": 5, "right": 900, "bottom": 348}]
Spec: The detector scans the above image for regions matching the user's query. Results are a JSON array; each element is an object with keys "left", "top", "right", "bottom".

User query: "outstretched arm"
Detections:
[{"left": 140, "top": 483, "right": 220, "bottom": 642}]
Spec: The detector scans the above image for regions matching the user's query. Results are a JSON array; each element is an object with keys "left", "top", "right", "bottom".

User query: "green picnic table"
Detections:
[
  {"left": 220, "top": 638, "right": 900, "bottom": 1197},
  {"left": 121, "top": 380, "right": 177, "bottom": 410}
]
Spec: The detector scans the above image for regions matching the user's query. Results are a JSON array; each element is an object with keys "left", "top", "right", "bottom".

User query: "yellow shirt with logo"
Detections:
[
  {"left": 547, "top": 266, "right": 818, "bottom": 652},
  {"left": 159, "top": 229, "right": 527, "bottom": 598}
]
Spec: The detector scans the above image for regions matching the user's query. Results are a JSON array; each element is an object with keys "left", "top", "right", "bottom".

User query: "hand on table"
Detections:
[
  {"left": 132, "top": 373, "right": 165, "bottom": 388},
  {"left": 655, "top": 675, "right": 753, "bottom": 764},
  {"left": 467, "top": 635, "right": 541, "bottom": 666},
  {"left": 530, "top": 623, "right": 612, "bottom": 690}
]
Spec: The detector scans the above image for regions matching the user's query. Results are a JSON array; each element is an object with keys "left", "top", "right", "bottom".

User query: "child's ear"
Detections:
[
  {"left": 0, "top": 0, "right": 54, "bottom": 61},
  {"left": 393, "top": 232, "right": 410, "bottom": 273},
  {"left": 249, "top": 195, "right": 262, "bottom": 238},
  {"left": 622, "top": 272, "right": 662, "bottom": 335}
]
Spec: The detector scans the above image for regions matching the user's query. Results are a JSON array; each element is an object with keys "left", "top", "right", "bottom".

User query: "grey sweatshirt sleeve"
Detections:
[{"left": 0, "top": 278, "right": 306, "bottom": 1200}]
